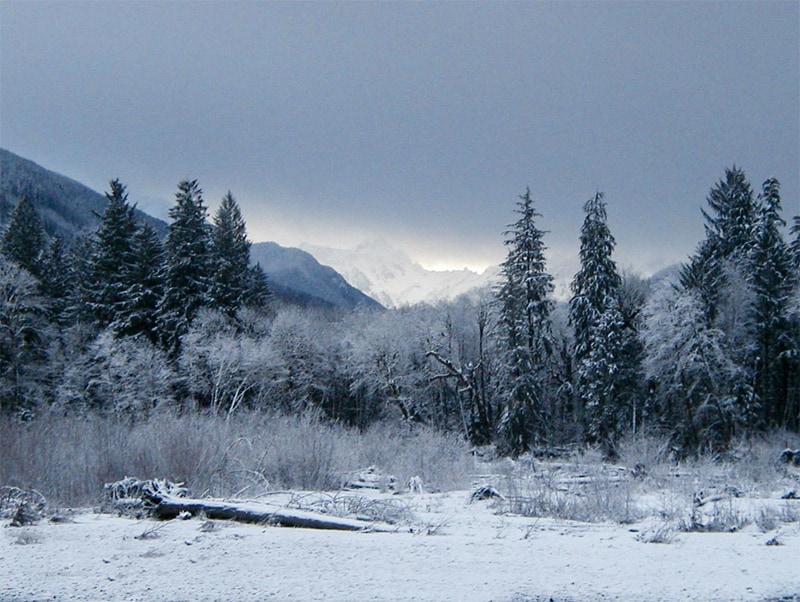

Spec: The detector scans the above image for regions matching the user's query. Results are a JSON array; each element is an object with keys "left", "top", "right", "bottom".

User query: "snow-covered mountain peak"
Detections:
[{"left": 299, "top": 240, "right": 499, "bottom": 308}]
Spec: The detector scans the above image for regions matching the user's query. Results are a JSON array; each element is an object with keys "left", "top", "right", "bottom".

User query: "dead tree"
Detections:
[{"left": 426, "top": 350, "right": 493, "bottom": 445}]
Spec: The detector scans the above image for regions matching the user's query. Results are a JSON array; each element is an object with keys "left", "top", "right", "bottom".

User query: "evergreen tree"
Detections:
[
  {"left": 112, "top": 223, "right": 165, "bottom": 343},
  {"left": 616, "top": 271, "right": 649, "bottom": 433},
  {"left": 495, "top": 187, "right": 554, "bottom": 454},
  {"left": 681, "top": 166, "right": 758, "bottom": 325},
  {"left": 674, "top": 167, "right": 764, "bottom": 446},
  {"left": 65, "top": 234, "right": 98, "bottom": 326},
  {"left": 243, "top": 263, "right": 271, "bottom": 309},
  {"left": 569, "top": 192, "right": 624, "bottom": 458},
  {"left": 790, "top": 216, "right": 800, "bottom": 274},
  {"left": 750, "top": 178, "right": 793, "bottom": 426},
  {"left": 86, "top": 179, "right": 138, "bottom": 329},
  {"left": 781, "top": 214, "right": 800, "bottom": 430},
  {"left": 0, "top": 256, "right": 50, "bottom": 414},
  {"left": 1, "top": 196, "right": 46, "bottom": 278},
  {"left": 210, "top": 192, "right": 254, "bottom": 317},
  {"left": 704, "top": 166, "right": 757, "bottom": 260},
  {"left": 158, "top": 179, "right": 212, "bottom": 357},
  {"left": 38, "top": 236, "right": 72, "bottom": 325}
]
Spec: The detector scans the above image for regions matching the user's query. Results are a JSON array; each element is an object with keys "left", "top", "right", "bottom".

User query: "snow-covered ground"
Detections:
[{"left": 2, "top": 486, "right": 798, "bottom": 602}]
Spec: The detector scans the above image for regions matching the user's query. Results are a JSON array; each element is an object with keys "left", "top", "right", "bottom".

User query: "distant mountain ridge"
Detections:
[
  {"left": 0, "top": 148, "right": 167, "bottom": 239},
  {"left": 0, "top": 148, "right": 381, "bottom": 310},
  {"left": 300, "top": 239, "right": 500, "bottom": 308},
  {"left": 250, "top": 242, "right": 382, "bottom": 310}
]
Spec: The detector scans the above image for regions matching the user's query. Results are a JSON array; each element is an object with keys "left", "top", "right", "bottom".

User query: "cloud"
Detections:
[{"left": 1, "top": 1, "right": 797, "bottom": 273}]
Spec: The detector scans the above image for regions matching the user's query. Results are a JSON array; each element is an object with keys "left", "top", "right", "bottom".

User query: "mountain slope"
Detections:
[
  {"left": 0, "top": 148, "right": 381, "bottom": 310},
  {"left": 300, "top": 239, "right": 499, "bottom": 307},
  {"left": 251, "top": 242, "right": 382, "bottom": 310},
  {"left": 0, "top": 148, "right": 167, "bottom": 239}
]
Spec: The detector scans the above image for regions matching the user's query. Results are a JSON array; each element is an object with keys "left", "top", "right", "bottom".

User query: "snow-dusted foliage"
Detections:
[
  {"left": 158, "top": 180, "right": 213, "bottom": 357},
  {"left": 642, "top": 278, "right": 744, "bottom": 453},
  {"left": 179, "top": 308, "right": 279, "bottom": 417},
  {"left": 0, "top": 164, "right": 798, "bottom": 458},
  {"left": 495, "top": 188, "right": 555, "bottom": 454},
  {"left": 678, "top": 168, "right": 799, "bottom": 438},
  {"left": 210, "top": 192, "right": 260, "bottom": 316},
  {"left": 1, "top": 196, "right": 46, "bottom": 278},
  {"left": 569, "top": 192, "right": 626, "bottom": 458},
  {"left": 85, "top": 179, "right": 140, "bottom": 329},
  {"left": 57, "top": 330, "right": 174, "bottom": 417},
  {"left": 0, "top": 257, "right": 50, "bottom": 414}
]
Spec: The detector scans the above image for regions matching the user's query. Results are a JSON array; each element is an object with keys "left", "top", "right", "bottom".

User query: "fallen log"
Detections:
[{"left": 151, "top": 495, "right": 395, "bottom": 532}]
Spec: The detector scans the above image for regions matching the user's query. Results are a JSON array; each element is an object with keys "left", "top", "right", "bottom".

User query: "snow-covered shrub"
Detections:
[{"left": 56, "top": 330, "right": 175, "bottom": 418}]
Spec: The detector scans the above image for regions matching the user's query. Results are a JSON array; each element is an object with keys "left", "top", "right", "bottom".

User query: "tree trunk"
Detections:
[{"left": 150, "top": 495, "right": 393, "bottom": 532}]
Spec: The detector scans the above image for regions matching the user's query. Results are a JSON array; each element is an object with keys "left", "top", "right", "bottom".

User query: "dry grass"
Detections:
[
  {"left": 0, "top": 410, "right": 473, "bottom": 507},
  {"left": 483, "top": 432, "right": 800, "bottom": 531}
]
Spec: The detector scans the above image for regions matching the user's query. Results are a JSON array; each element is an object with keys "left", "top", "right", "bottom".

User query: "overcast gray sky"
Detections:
[{"left": 1, "top": 1, "right": 798, "bottom": 278}]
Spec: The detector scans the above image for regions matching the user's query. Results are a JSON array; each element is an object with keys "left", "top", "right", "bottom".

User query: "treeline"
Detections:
[
  {"left": 494, "top": 169, "right": 799, "bottom": 459},
  {"left": 0, "top": 179, "right": 269, "bottom": 412},
  {"left": 1, "top": 168, "right": 798, "bottom": 460}
]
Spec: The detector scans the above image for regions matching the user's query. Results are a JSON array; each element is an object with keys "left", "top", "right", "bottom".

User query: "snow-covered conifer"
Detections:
[
  {"left": 1, "top": 196, "right": 46, "bottom": 278},
  {"left": 86, "top": 179, "right": 138, "bottom": 329},
  {"left": 495, "top": 187, "right": 554, "bottom": 454},
  {"left": 569, "top": 192, "right": 624, "bottom": 458},
  {"left": 158, "top": 179, "right": 213, "bottom": 357},
  {"left": 750, "top": 178, "right": 794, "bottom": 425},
  {"left": 210, "top": 191, "right": 260, "bottom": 316},
  {"left": 112, "top": 222, "right": 164, "bottom": 343}
]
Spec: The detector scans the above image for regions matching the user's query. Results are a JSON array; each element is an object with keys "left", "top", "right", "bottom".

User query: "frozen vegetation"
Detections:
[
  {"left": 1, "top": 156, "right": 800, "bottom": 600},
  {"left": 1, "top": 414, "right": 799, "bottom": 601}
]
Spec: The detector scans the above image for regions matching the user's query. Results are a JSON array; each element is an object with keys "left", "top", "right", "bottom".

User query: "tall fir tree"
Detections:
[
  {"left": 65, "top": 234, "right": 98, "bottom": 326},
  {"left": 790, "top": 216, "right": 800, "bottom": 274},
  {"left": 0, "top": 256, "right": 50, "bottom": 414},
  {"left": 1, "top": 196, "right": 46, "bottom": 279},
  {"left": 112, "top": 222, "right": 165, "bottom": 343},
  {"left": 243, "top": 263, "right": 271, "bottom": 309},
  {"left": 750, "top": 178, "right": 794, "bottom": 426},
  {"left": 38, "top": 236, "right": 72, "bottom": 325},
  {"left": 569, "top": 192, "right": 624, "bottom": 458},
  {"left": 158, "top": 179, "right": 212, "bottom": 357},
  {"left": 676, "top": 167, "right": 764, "bottom": 445},
  {"left": 86, "top": 179, "right": 138, "bottom": 329},
  {"left": 681, "top": 166, "right": 758, "bottom": 326},
  {"left": 783, "top": 214, "right": 800, "bottom": 430},
  {"left": 210, "top": 192, "right": 254, "bottom": 317},
  {"left": 495, "top": 187, "right": 554, "bottom": 454}
]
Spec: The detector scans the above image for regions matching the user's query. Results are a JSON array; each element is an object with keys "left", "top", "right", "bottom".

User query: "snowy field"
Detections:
[{"left": 2, "top": 478, "right": 799, "bottom": 602}]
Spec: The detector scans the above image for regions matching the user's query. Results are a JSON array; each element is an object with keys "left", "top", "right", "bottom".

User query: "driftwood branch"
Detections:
[{"left": 150, "top": 495, "right": 395, "bottom": 532}]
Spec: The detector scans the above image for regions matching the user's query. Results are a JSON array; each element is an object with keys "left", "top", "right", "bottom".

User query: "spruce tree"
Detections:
[
  {"left": 210, "top": 192, "right": 253, "bottom": 317},
  {"left": 569, "top": 192, "right": 624, "bottom": 458},
  {"left": 158, "top": 179, "right": 212, "bottom": 357},
  {"left": 677, "top": 167, "right": 762, "bottom": 445},
  {"left": 87, "top": 179, "right": 138, "bottom": 329},
  {"left": 1, "top": 196, "right": 46, "bottom": 278},
  {"left": 38, "top": 236, "right": 72, "bottom": 325},
  {"left": 243, "top": 263, "right": 271, "bottom": 309},
  {"left": 787, "top": 215, "right": 800, "bottom": 429},
  {"left": 112, "top": 223, "right": 165, "bottom": 343},
  {"left": 681, "top": 166, "right": 758, "bottom": 326},
  {"left": 495, "top": 187, "right": 554, "bottom": 454},
  {"left": 790, "top": 216, "right": 800, "bottom": 274},
  {"left": 750, "top": 178, "right": 793, "bottom": 426}
]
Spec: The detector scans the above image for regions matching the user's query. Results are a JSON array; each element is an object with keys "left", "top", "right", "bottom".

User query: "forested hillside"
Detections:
[
  {"left": 0, "top": 149, "right": 381, "bottom": 310},
  {"left": 0, "top": 162, "right": 797, "bottom": 461},
  {"left": 0, "top": 148, "right": 167, "bottom": 240}
]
